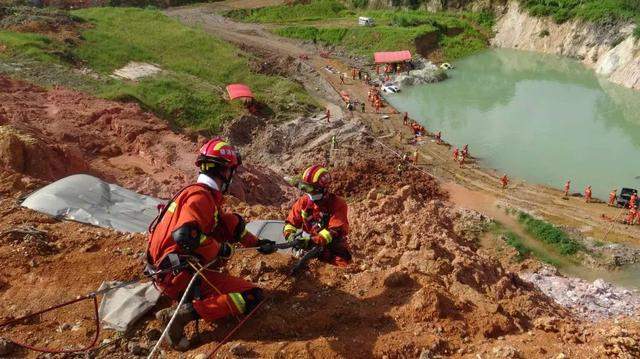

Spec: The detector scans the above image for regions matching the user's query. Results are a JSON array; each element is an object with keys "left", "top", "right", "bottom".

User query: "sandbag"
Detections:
[{"left": 98, "top": 281, "right": 161, "bottom": 332}]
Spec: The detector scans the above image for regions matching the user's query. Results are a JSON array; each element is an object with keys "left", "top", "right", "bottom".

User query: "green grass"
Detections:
[
  {"left": 1, "top": 7, "right": 316, "bottom": 131},
  {"left": 489, "top": 222, "right": 561, "bottom": 266},
  {"left": 0, "top": 31, "right": 61, "bottom": 63},
  {"left": 226, "top": 0, "right": 348, "bottom": 23},
  {"left": 276, "top": 24, "right": 438, "bottom": 56},
  {"left": 517, "top": 212, "right": 583, "bottom": 255},
  {"left": 503, "top": 231, "right": 531, "bottom": 262},
  {"left": 257, "top": 3, "right": 493, "bottom": 61},
  {"left": 520, "top": 0, "right": 640, "bottom": 35}
]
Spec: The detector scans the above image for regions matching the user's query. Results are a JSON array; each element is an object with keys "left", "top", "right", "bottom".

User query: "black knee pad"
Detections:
[{"left": 241, "top": 288, "right": 264, "bottom": 314}]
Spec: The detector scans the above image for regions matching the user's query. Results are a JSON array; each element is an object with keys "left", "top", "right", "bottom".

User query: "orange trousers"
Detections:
[
  {"left": 157, "top": 270, "right": 255, "bottom": 321},
  {"left": 319, "top": 239, "right": 352, "bottom": 267}
]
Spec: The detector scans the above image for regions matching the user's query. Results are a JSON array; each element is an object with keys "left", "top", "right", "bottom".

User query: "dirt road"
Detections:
[{"left": 166, "top": 2, "right": 640, "bottom": 250}]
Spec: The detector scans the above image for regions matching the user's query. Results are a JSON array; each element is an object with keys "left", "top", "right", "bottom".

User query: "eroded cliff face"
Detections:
[{"left": 492, "top": 2, "right": 640, "bottom": 90}]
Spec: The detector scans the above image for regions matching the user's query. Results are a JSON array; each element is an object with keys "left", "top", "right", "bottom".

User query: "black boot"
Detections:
[
  {"left": 155, "top": 303, "right": 198, "bottom": 351},
  {"left": 241, "top": 288, "right": 264, "bottom": 314}
]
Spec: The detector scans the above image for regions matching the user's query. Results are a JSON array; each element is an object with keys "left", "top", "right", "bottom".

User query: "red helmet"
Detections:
[
  {"left": 300, "top": 165, "right": 331, "bottom": 190},
  {"left": 195, "top": 138, "right": 241, "bottom": 171}
]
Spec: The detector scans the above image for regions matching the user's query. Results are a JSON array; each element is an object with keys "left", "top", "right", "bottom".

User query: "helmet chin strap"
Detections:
[{"left": 221, "top": 178, "right": 232, "bottom": 193}]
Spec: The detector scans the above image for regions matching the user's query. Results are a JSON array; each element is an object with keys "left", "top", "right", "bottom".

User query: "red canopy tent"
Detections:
[
  {"left": 226, "top": 83, "right": 254, "bottom": 100},
  {"left": 373, "top": 50, "right": 412, "bottom": 64}
]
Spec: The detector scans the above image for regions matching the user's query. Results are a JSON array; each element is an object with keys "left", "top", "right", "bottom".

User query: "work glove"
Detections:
[
  {"left": 292, "top": 236, "right": 310, "bottom": 250},
  {"left": 256, "top": 239, "right": 277, "bottom": 255},
  {"left": 217, "top": 242, "right": 234, "bottom": 259}
]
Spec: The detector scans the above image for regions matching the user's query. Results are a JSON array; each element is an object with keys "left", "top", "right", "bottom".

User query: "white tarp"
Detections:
[
  {"left": 98, "top": 281, "right": 161, "bottom": 332},
  {"left": 21, "top": 174, "right": 162, "bottom": 233}
]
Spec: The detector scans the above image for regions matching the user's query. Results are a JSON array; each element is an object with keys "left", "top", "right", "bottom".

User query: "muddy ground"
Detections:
[{"left": 0, "top": 75, "right": 639, "bottom": 358}]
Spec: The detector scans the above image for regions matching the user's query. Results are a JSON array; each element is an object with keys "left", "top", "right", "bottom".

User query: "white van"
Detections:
[{"left": 358, "top": 17, "right": 375, "bottom": 26}]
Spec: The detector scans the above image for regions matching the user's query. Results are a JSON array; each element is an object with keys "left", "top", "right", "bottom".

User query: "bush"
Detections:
[
  {"left": 517, "top": 212, "right": 582, "bottom": 255},
  {"left": 539, "top": 29, "right": 550, "bottom": 37},
  {"left": 351, "top": 0, "right": 368, "bottom": 9},
  {"left": 503, "top": 232, "right": 531, "bottom": 262}
]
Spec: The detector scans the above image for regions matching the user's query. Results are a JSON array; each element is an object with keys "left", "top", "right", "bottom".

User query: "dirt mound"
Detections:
[
  {"left": 0, "top": 4, "right": 83, "bottom": 43},
  {"left": 0, "top": 76, "right": 284, "bottom": 204},
  {"left": 331, "top": 158, "right": 444, "bottom": 200}
]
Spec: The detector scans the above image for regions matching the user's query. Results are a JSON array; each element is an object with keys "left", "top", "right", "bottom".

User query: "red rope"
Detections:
[{"left": 0, "top": 295, "right": 101, "bottom": 354}]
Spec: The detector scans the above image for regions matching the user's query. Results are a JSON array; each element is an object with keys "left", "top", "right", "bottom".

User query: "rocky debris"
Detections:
[
  {"left": 521, "top": 267, "right": 640, "bottom": 320},
  {"left": 492, "top": 345, "right": 520, "bottom": 358},
  {"left": 601, "top": 326, "right": 640, "bottom": 358},
  {"left": 229, "top": 342, "right": 250, "bottom": 356},
  {"left": 394, "top": 59, "right": 447, "bottom": 87},
  {"left": 453, "top": 208, "right": 492, "bottom": 242},
  {"left": 127, "top": 341, "right": 147, "bottom": 356},
  {"left": 0, "top": 337, "right": 16, "bottom": 356},
  {"left": 145, "top": 328, "right": 161, "bottom": 341},
  {"left": 533, "top": 316, "right": 559, "bottom": 332}
]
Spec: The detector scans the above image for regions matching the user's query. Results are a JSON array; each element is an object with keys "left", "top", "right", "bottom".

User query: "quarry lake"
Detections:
[{"left": 387, "top": 48, "right": 640, "bottom": 200}]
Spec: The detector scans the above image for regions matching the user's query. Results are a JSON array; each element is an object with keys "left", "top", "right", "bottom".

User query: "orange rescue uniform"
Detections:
[
  {"left": 609, "top": 191, "right": 617, "bottom": 206},
  {"left": 284, "top": 194, "right": 351, "bottom": 266},
  {"left": 147, "top": 183, "right": 258, "bottom": 321}
]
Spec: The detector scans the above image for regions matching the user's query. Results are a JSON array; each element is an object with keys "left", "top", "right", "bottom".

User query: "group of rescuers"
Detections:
[{"left": 146, "top": 138, "right": 351, "bottom": 350}]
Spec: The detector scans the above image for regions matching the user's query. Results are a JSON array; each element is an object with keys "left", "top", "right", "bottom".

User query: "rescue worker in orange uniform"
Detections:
[
  {"left": 325, "top": 108, "right": 331, "bottom": 123},
  {"left": 608, "top": 189, "right": 617, "bottom": 207},
  {"left": 283, "top": 165, "right": 351, "bottom": 267},
  {"left": 584, "top": 185, "right": 592, "bottom": 203},
  {"left": 629, "top": 192, "right": 637, "bottom": 209},
  {"left": 564, "top": 180, "right": 571, "bottom": 197},
  {"left": 626, "top": 207, "right": 637, "bottom": 225},
  {"left": 147, "top": 139, "right": 277, "bottom": 351},
  {"left": 462, "top": 144, "right": 469, "bottom": 157},
  {"left": 453, "top": 147, "right": 459, "bottom": 161},
  {"left": 500, "top": 174, "right": 509, "bottom": 189},
  {"left": 403, "top": 112, "right": 408, "bottom": 126}
]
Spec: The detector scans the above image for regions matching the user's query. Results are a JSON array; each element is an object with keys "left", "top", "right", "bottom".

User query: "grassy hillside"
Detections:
[
  {"left": 0, "top": 6, "right": 316, "bottom": 131},
  {"left": 519, "top": 0, "right": 640, "bottom": 37},
  {"left": 227, "top": 0, "right": 493, "bottom": 61}
]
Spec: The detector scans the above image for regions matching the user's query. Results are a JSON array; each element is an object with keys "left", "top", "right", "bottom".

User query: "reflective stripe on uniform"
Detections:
[
  {"left": 167, "top": 202, "right": 177, "bottom": 213},
  {"left": 318, "top": 228, "right": 333, "bottom": 244},
  {"left": 228, "top": 292, "right": 246, "bottom": 313},
  {"left": 301, "top": 210, "right": 309, "bottom": 220},
  {"left": 198, "top": 233, "right": 207, "bottom": 245}
]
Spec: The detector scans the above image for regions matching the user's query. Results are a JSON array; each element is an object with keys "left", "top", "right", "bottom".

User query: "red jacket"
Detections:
[
  {"left": 148, "top": 183, "right": 257, "bottom": 267},
  {"left": 284, "top": 194, "right": 348, "bottom": 246}
]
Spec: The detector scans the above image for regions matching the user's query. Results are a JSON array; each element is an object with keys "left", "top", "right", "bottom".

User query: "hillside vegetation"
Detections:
[
  {"left": 519, "top": 0, "right": 640, "bottom": 37},
  {"left": 226, "top": 0, "right": 493, "bottom": 61},
  {"left": 0, "top": 6, "right": 316, "bottom": 131}
]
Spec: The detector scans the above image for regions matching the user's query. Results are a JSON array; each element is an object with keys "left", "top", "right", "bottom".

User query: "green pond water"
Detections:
[{"left": 386, "top": 48, "right": 640, "bottom": 200}]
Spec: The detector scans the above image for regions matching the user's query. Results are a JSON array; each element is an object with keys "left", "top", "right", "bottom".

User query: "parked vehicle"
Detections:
[
  {"left": 382, "top": 83, "right": 400, "bottom": 93},
  {"left": 358, "top": 16, "right": 375, "bottom": 26},
  {"left": 617, "top": 187, "right": 637, "bottom": 208}
]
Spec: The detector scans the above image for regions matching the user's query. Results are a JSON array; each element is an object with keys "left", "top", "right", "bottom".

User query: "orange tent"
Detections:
[
  {"left": 373, "top": 51, "right": 412, "bottom": 64},
  {"left": 226, "top": 84, "right": 254, "bottom": 100}
]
